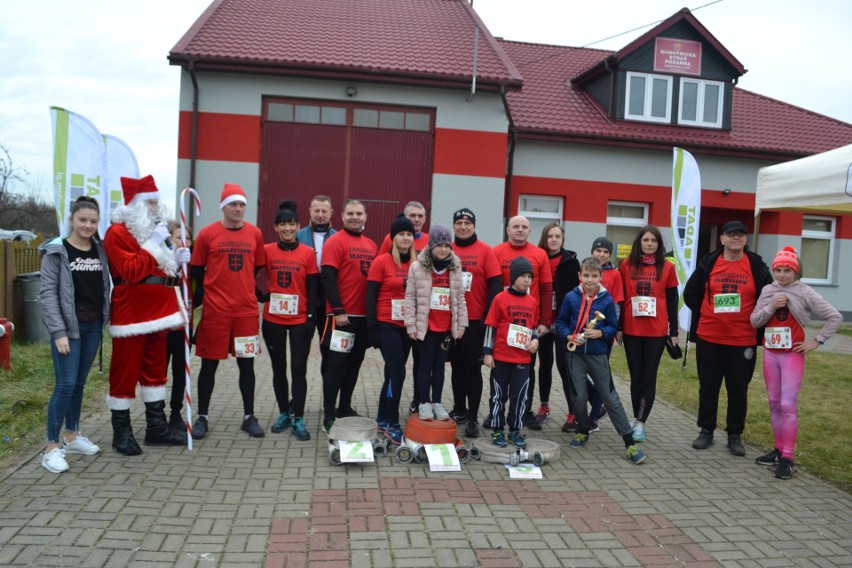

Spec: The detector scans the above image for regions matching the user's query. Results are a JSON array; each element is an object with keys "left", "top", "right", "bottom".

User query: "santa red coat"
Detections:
[{"left": 103, "top": 223, "right": 186, "bottom": 337}]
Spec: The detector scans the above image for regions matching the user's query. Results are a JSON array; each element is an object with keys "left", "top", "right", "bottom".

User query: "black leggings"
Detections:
[
  {"left": 622, "top": 334, "right": 667, "bottom": 422},
  {"left": 449, "top": 320, "right": 485, "bottom": 418},
  {"left": 417, "top": 330, "right": 451, "bottom": 404},
  {"left": 197, "top": 356, "right": 256, "bottom": 416},
  {"left": 261, "top": 319, "right": 313, "bottom": 417},
  {"left": 166, "top": 330, "right": 186, "bottom": 412},
  {"left": 321, "top": 316, "right": 368, "bottom": 419},
  {"left": 537, "top": 332, "right": 568, "bottom": 405},
  {"left": 377, "top": 326, "right": 412, "bottom": 425}
]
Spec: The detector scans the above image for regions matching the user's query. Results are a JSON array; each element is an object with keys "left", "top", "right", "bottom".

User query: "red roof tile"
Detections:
[
  {"left": 170, "top": 0, "right": 522, "bottom": 89},
  {"left": 499, "top": 40, "right": 852, "bottom": 159}
]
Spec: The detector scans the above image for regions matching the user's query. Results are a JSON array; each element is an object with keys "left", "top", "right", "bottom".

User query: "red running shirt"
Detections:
[
  {"left": 191, "top": 222, "right": 266, "bottom": 318},
  {"left": 262, "top": 243, "right": 318, "bottom": 325},
  {"left": 452, "top": 240, "right": 501, "bottom": 321},
  {"left": 367, "top": 253, "right": 412, "bottom": 327},
  {"left": 697, "top": 255, "right": 758, "bottom": 346},
  {"left": 485, "top": 290, "right": 540, "bottom": 364},
  {"left": 619, "top": 260, "right": 678, "bottom": 337},
  {"left": 492, "top": 242, "right": 553, "bottom": 325},
  {"left": 321, "top": 231, "right": 377, "bottom": 316},
  {"left": 427, "top": 270, "right": 452, "bottom": 332}
]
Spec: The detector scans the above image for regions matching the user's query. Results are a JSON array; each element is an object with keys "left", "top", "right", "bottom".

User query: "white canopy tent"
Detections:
[{"left": 755, "top": 143, "right": 852, "bottom": 216}]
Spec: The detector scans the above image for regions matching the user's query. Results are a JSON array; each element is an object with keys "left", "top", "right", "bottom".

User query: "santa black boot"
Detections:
[
  {"left": 144, "top": 400, "right": 188, "bottom": 446},
  {"left": 111, "top": 409, "right": 143, "bottom": 456}
]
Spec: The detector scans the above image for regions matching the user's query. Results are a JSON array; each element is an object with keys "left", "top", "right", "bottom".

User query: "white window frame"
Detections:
[
  {"left": 518, "top": 195, "right": 563, "bottom": 238},
  {"left": 606, "top": 201, "right": 649, "bottom": 260},
  {"left": 625, "top": 72, "right": 672, "bottom": 123},
  {"left": 801, "top": 215, "right": 835, "bottom": 284},
  {"left": 678, "top": 78, "right": 725, "bottom": 128}
]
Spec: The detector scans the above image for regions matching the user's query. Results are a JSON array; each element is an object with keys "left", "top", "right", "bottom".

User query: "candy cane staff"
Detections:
[{"left": 180, "top": 187, "right": 201, "bottom": 449}]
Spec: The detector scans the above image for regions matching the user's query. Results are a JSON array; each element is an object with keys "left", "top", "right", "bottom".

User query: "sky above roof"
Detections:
[{"left": 2, "top": 0, "right": 850, "bottom": 205}]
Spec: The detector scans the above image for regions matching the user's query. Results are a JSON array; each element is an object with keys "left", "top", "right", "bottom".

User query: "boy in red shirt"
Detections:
[{"left": 483, "top": 257, "right": 540, "bottom": 449}]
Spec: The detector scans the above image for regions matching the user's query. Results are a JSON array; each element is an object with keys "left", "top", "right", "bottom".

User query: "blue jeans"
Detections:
[{"left": 47, "top": 319, "right": 103, "bottom": 443}]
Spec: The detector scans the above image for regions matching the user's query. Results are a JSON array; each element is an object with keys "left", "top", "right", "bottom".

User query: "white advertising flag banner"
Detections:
[
  {"left": 104, "top": 134, "right": 140, "bottom": 235},
  {"left": 51, "top": 107, "right": 108, "bottom": 236},
  {"left": 671, "top": 147, "right": 701, "bottom": 332}
]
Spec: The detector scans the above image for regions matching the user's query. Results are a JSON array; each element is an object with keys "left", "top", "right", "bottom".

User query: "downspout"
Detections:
[
  {"left": 188, "top": 59, "right": 200, "bottom": 234},
  {"left": 467, "top": 26, "right": 479, "bottom": 102},
  {"left": 500, "top": 85, "right": 516, "bottom": 243}
]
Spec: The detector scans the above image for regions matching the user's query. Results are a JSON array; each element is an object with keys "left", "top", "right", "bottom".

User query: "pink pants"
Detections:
[{"left": 762, "top": 348, "right": 804, "bottom": 460}]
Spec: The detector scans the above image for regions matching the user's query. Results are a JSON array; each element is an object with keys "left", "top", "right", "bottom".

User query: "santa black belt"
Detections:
[{"left": 114, "top": 276, "right": 180, "bottom": 287}]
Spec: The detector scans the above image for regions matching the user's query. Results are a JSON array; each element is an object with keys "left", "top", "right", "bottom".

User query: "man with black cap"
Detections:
[
  {"left": 448, "top": 208, "right": 503, "bottom": 437},
  {"left": 683, "top": 220, "right": 772, "bottom": 457}
]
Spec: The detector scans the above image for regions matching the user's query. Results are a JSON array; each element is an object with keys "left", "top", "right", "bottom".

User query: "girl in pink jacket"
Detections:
[
  {"left": 405, "top": 224, "right": 468, "bottom": 421},
  {"left": 750, "top": 246, "right": 842, "bottom": 480}
]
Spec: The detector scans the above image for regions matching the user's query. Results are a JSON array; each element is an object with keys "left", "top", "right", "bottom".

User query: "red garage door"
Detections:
[{"left": 258, "top": 99, "right": 435, "bottom": 246}]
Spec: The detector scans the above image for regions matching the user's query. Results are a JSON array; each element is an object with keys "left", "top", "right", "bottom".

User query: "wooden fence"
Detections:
[{"left": 0, "top": 235, "right": 46, "bottom": 333}]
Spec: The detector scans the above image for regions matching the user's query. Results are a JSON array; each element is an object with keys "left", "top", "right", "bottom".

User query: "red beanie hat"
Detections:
[
  {"left": 120, "top": 175, "right": 160, "bottom": 206},
  {"left": 220, "top": 183, "right": 247, "bottom": 209},
  {"left": 772, "top": 246, "right": 800, "bottom": 273}
]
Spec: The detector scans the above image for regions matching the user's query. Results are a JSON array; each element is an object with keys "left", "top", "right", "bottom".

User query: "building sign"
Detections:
[{"left": 654, "top": 38, "right": 702, "bottom": 75}]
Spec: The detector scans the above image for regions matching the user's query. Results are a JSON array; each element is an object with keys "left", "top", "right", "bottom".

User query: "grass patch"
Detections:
[
  {"left": 0, "top": 340, "right": 110, "bottom": 471},
  {"left": 610, "top": 345, "right": 852, "bottom": 492}
]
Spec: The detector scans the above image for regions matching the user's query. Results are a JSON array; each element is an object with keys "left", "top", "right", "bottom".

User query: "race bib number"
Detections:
[
  {"left": 461, "top": 271, "right": 473, "bottom": 292},
  {"left": 507, "top": 324, "right": 532, "bottom": 349},
  {"left": 713, "top": 293, "right": 741, "bottom": 313},
  {"left": 765, "top": 326, "right": 792, "bottom": 349},
  {"left": 425, "top": 443, "right": 461, "bottom": 472},
  {"left": 631, "top": 296, "right": 657, "bottom": 317},
  {"left": 391, "top": 299, "right": 406, "bottom": 321},
  {"left": 330, "top": 329, "right": 355, "bottom": 353},
  {"left": 269, "top": 293, "right": 299, "bottom": 315},
  {"left": 234, "top": 335, "right": 259, "bottom": 358},
  {"left": 430, "top": 287, "right": 451, "bottom": 310},
  {"left": 339, "top": 440, "right": 374, "bottom": 463}
]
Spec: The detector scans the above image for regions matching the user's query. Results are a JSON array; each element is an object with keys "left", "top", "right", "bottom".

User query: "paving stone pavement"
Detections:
[{"left": 1, "top": 335, "right": 850, "bottom": 567}]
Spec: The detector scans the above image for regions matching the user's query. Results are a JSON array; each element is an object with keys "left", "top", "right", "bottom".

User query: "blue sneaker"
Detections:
[
  {"left": 385, "top": 423, "right": 403, "bottom": 445},
  {"left": 376, "top": 418, "right": 389, "bottom": 434},
  {"left": 271, "top": 413, "right": 292, "bottom": 433},
  {"left": 627, "top": 444, "right": 646, "bottom": 464},
  {"left": 491, "top": 429, "right": 507, "bottom": 448},
  {"left": 291, "top": 417, "right": 310, "bottom": 441},
  {"left": 508, "top": 430, "right": 526, "bottom": 449},
  {"left": 568, "top": 433, "right": 588, "bottom": 449}
]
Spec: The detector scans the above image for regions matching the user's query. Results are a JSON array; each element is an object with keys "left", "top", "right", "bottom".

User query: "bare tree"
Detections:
[{"left": 0, "top": 144, "right": 28, "bottom": 201}]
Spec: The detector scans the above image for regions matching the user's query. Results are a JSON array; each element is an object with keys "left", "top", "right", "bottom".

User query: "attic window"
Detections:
[
  {"left": 678, "top": 78, "right": 724, "bottom": 128},
  {"left": 625, "top": 72, "right": 672, "bottom": 123}
]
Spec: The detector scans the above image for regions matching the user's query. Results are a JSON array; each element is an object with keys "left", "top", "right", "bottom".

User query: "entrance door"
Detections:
[{"left": 258, "top": 99, "right": 435, "bottom": 246}]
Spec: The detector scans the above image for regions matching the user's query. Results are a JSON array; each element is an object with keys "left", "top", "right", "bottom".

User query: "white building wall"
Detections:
[{"left": 176, "top": 71, "right": 508, "bottom": 231}]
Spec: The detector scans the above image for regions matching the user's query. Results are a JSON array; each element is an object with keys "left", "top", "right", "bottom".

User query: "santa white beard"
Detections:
[{"left": 112, "top": 201, "right": 178, "bottom": 276}]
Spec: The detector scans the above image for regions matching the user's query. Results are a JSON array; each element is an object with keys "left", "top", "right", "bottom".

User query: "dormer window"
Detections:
[
  {"left": 625, "top": 72, "right": 672, "bottom": 123},
  {"left": 678, "top": 78, "right": 724, "bottom": 128}
]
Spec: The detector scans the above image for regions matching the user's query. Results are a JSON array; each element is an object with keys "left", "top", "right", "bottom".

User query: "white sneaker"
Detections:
[
  {"left": 42, "top": 448, "right": 69, "bottom": 473},
  {"left": 432, "top": 403, "right": 450, "bottom": 421},
  {"left": 418, "top": 403, "right": 434, "bottom": 421},
  {"left": 63, "top": 435, "right": 100, "bottom": 455}
]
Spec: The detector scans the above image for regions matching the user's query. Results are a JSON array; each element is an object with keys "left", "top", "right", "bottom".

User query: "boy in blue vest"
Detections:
[{"left": 555, "top": 257, "right": 645, "bottom": 464}]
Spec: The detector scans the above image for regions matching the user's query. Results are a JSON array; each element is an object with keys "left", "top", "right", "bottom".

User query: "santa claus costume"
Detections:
[{"left": 103, "top": 175, "right": 188, "bottom": 455}]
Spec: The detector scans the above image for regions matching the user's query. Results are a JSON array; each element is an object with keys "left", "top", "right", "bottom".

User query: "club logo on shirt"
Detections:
[
  {"left": 360, "top": 260, "right": 371, "bottom": 277},
  {"left": 636, "top": 280, "right": 652, "bottom": 296},
  {"left": 775, "top": 307, "right": 789, "bottom": 321},
  {"left": 721, "top": 283, "right": 738, "bottom": 294},
  {"left": 278, "top": 271, "right": 292, "bottom": 288},
  {"left": 228, "top": 253, "right": 244, "bottom": 272}
]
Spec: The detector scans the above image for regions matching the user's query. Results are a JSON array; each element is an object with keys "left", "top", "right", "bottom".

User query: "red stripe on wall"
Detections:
[
  {"left": 433, "top": 128, "right": 507, "bottom": 178},
  {"left": 178, "top": 111, "right": 261, "bottom": 163}
]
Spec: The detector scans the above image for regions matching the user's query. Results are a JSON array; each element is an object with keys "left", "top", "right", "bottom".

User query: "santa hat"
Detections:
[
  {"left": 120, "top": 175, "right": 160, "bottom": 206},
  {"left": 772, "top": 246, "right": 800, "bottom": 273},
  {"left": 220, "top": 183, "right": 247, "bottom": 209}
]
